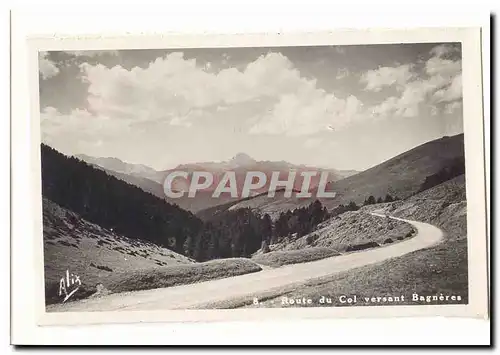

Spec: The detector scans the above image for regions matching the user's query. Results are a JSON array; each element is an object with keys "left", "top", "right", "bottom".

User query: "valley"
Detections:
[{"left": 41, "top": 133, "right": 469, "bottom": 310}]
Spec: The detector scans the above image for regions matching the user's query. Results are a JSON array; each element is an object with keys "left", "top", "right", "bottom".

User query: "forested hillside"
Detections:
[
  {"left": 41, "top": 144, "right": 203, "bottom": 253},
  {"left": 41, "top": 145, "right": 331, "bottom": 262}
]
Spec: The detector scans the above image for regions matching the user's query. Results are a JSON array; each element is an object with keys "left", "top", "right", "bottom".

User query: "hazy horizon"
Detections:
[
  {"left": 39, "top": 43, "right": 464, "bottom": 171},
  {"left": 55, "top": 131, "right": 461, "bottom": 173}
]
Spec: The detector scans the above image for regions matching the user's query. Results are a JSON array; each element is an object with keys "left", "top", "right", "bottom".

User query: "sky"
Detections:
[{"left": 39, "top": 43, "right": 463, "bottom": 171}]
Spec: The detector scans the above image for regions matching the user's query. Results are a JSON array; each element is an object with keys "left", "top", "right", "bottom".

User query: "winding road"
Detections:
[{"left": 47, "top": 214, "right": 443, "bottom": 312}]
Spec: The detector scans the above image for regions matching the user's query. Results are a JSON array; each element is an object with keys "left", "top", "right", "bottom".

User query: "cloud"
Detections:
[
  {"left": 433, "top": 73, "right": 462, "bottom": 102},
  {"left": 41, "top": 107, "right": 102, "bottom": 149},
  {"left": 425, "top": 56, "right": 461, "bottom": 77},
  {"left": 170, "top": 116, "right": 193, "bottom": 127},
  {"left": 78, "top": 52, "right": 319, "bottom": 126},
  {"left": 39, "top": 52, "right": 60, "bottom": 80},
  {"left": 40, "top": 105, "right": 157, "bottom": 160},
  {"left": 430, "top": 105, "right": 439, "bottom": 116},
  {"left": 336, "top": 68, "right": 350, "bottom": 80},
  {"left": 368, "top": 44, "right": 462, "bottom": 118},
  {"left": 429, "top": 43, "right": 461, "bottom": 59},
  {"left": 303, "top": 137, "right": 323, "bottom": 149},
  {"left": 444, "top": 101, "right": 462, "bottom": 114},
  {"left": 42, "top": 43, "right": 464, "bottom": 157},
  {"left": 43, "top": 50, "right": 368, "bottom": 157},
  {"left": 360, "top": 64, "right": 415, "bottom": 92},
  {"left": 75, "top": 51, "right": 366, "bottom": 136},
  {"left": 250, "top": 93, "right": 364, "bottom": 136}
]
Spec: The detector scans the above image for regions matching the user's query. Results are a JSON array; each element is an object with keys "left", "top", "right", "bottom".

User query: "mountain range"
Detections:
[
  {"left": 74, "top": 134, "right": 464, "bottom": 216},
  {"left": 76, "top": 152, "right": 358, "bottom": 212},
  {"left": 222, "top": 134, "right": 465, "bottom": 218}
]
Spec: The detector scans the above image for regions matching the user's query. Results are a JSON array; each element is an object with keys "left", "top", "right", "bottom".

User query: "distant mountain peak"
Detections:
[{"left": 228, "top": 153, "right": 257, "bottom": 167}]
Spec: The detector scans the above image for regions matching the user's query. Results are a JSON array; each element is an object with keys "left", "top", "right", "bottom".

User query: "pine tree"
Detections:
[
  {"left": 310, "top": 200, "right": 326, "bottom": 227},
  {"left": 261, "top": 239, "right": 270, "bottom": 254},
  {"left": 364, "top": 195, "right": 376, "bottom": 205},
  {"left": 347, "top": 201, "right": 359, "bottom": 211},
  {"left": 261, "top": 214, "right": 273, "bottom": 243}
]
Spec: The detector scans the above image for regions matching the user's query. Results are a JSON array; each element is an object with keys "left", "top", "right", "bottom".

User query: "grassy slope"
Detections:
[
  {"left": 228, "top": 134, "right": 464, "bottom": 216},
  {"left": 106, "top": 258, "right": 262, "bottom": 294},
  {"left": 43, "top": 198, "right": 194, "bottom": 304},
  {"left": 43, "top": 198, "right": 263, "bottom": 304},
  {"left": 265, "top": 211, "right": 414, "bottom": 253},
  {"left": 251, "top": 248, "right": 341, "bottom": 267},
  {"left": 318, "top": 134, "right": 465, "bottom": 209},
  {"left": 196, "top": 188, "right": 306, "bottom": 222},
  {"left": 195, "top": 190, "right": 274, "bottom": 221},
  {"left": 250, "top": 211, "right": 414, "bottom": 269},
  {"left": 207, "top": 175, "right": 468, "bottom": 309}
]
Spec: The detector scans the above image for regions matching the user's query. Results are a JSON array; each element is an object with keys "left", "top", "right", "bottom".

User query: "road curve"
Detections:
[{"left": 48, "top": 214, "right": 443, "bottom": 312}]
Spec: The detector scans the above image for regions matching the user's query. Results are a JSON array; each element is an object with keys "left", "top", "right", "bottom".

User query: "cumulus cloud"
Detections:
[
  {"left": 429, "top": 43, "right": 461, "bottom": 59},
  {"left": 368, "top": 44, "right": 462, "bottom": 118},
  {"left": 425, "top": 56, "right": 461, "bottom": 77},
  {"left": 41, "top": 107, "right": 100, "bottom": 149},
  {"left": 40, "top": 104, "right": 151, "bottom": 159},
  {"left": 42, "top": 43, "right": 464, "bottom": 155},
  {"left": 336, "top": 68, "right": 350, "bottom": 80},
  {"left": 78, "top": 52, "right": 319, "bottom": 126},
  {"left": 74, "top": 51, "right": 366, "bottom": 136},
  {"left": 39, "top": 51, "right": 60, "bottom": 80},
  {"left": 433, "top": 73, "right": 462, "bottom": 102},
  {"left": 444, "top": 101, "right": 462, "bottom": 115},
  {"left": 360, "top": 64, "right": 415, "bottom": 92},
  {"left": 42, "top": 50, "right": 367, "bottom": 156},
  {"left": 430, "top": 105, "right": 439, "bottom": 116},
  {"left": 250, "top": 93, "right": 364, "bottom": 136}
]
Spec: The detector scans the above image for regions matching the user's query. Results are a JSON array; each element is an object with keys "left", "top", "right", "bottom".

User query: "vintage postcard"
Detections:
[{"left": 25, "top": 29, "right": 488, "bottom": 325}]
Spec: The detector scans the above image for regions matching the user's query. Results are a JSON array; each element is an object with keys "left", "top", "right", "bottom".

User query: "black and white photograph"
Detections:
[
  {"left": 14, "top": 26, "right": 485, "bottom": 330},
  {"left": 36, "top": 40, "right": 478, "bottom": 314}
]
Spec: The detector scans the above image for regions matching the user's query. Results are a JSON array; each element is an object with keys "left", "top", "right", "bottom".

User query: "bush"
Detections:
[
  {"left": 90, "top": 262, "right": 113, "bottom": 272},
  {"left": 384, "top": 238, "right": 393, "bottom": 244},
  {"left": 97, "top": 265, "right": 113, "bottom": 272},
  {"left": 305, "top": 234, "right": 319, "bottom": 245},
  {"left": 345, "top": 241, "right": 379, "bottom": 252}
]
